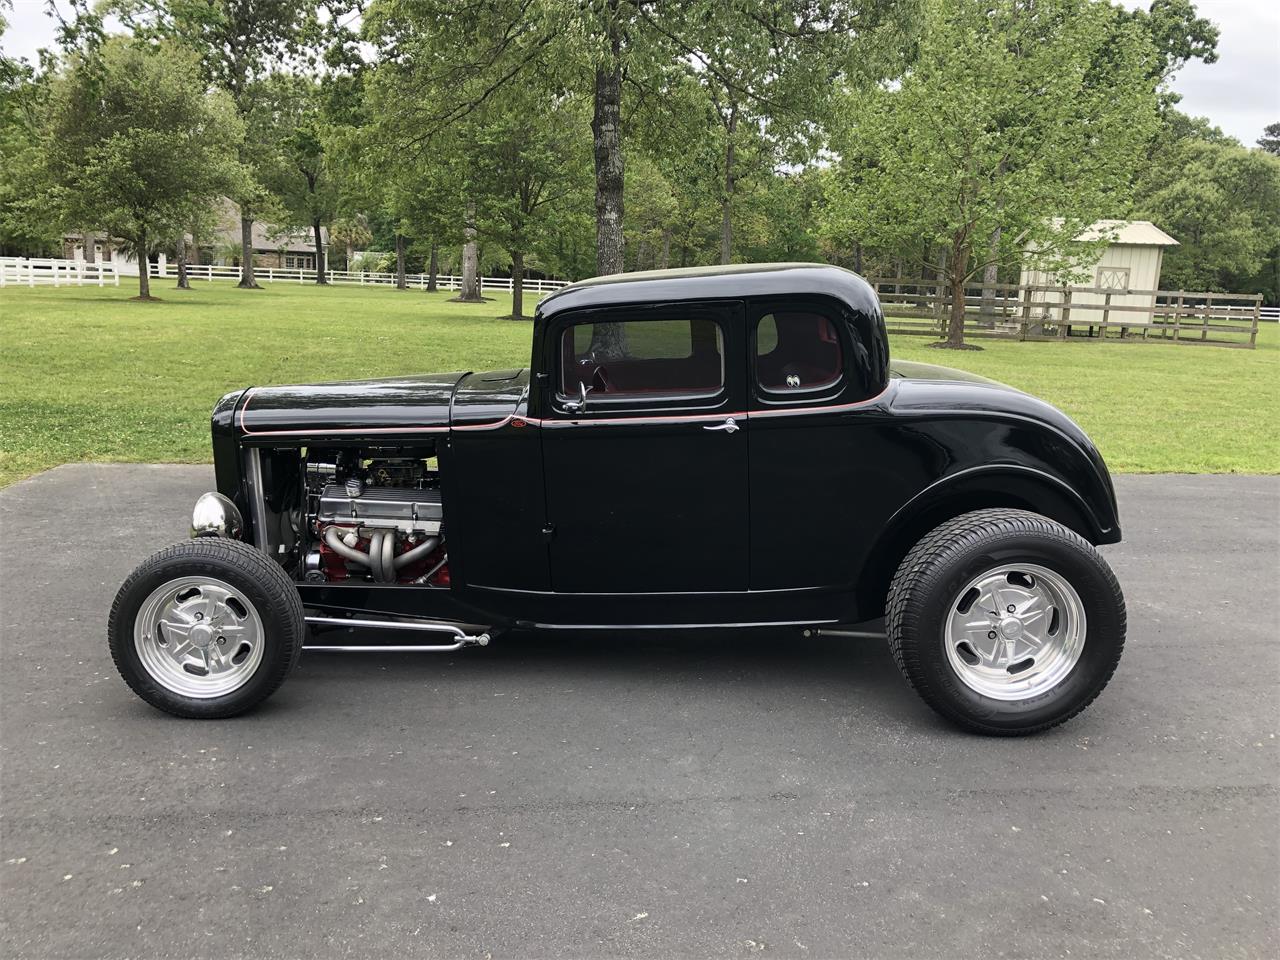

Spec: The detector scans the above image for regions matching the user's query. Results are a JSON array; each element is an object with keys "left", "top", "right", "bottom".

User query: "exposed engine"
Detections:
[{"left": 302, "top": 448, "right": 449, "bottom": 586}]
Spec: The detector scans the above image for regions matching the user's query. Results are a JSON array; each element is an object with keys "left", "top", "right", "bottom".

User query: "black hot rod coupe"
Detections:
[{"left": 109, "top": 263, "right": 1126, "bottom": 734}]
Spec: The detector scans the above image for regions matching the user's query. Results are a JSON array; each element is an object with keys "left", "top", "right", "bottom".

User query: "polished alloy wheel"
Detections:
[
  {"left": 943, "top": 563, "right": 1086, "bottom": 701},
  {"left": 133, "top": 576, "right": 264, "bottom": 698}
]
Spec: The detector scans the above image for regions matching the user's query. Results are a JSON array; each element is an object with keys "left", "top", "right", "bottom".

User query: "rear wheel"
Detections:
[
  {"left": 886, "top": 509, "right": 1125, "bottom": 735},
  {"left": 109, "top": 539, "right": 304, "bottom": 718}
]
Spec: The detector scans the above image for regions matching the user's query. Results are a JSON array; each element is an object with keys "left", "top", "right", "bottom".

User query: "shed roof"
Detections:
[{"left": 1075, "top": 220, "right": 1179, "bottom": 246}]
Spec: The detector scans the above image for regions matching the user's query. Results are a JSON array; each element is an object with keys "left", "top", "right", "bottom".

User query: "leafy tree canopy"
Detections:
[
  {"left": 822, "top": 0, "right": 1160, "bottom": 346},
  {"left": 35, "top": 36, "right": 246, "bottom": 298}
]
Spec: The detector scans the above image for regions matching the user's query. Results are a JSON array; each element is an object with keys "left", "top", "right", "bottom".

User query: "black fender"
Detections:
[{"left": 855, "top": 464, "right": 1114, "bottom": 618}]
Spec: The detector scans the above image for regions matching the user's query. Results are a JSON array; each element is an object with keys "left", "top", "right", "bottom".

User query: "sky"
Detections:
[{"left": 2, "top": 0, "right": 1278, "bottom": 146}]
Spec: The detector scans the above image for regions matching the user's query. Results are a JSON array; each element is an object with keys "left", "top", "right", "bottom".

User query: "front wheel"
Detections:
[
  {"left": 108, "top": 539, "right": 305, "bottom": 718},
  {"left": 886, "top": 509, "right": 1125, "bottom": 735}
]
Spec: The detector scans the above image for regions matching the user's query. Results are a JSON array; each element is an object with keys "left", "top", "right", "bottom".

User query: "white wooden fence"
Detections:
[
  {"left": 1, "top": 256, "right": 121, "bottom": 286},
  {"left": 147, "top": 261, "right": 570, "bottom": 294},
  {"left": 0, "top": 256, "right": 570, "bottom": 294}
]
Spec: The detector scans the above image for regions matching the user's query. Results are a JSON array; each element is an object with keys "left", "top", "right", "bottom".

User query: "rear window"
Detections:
[
  {"left": 562, "top": 318, "right": 724, "bottom": 398},
  {"left": 755, "top": 311, "right": 843, "bottom": 392}
]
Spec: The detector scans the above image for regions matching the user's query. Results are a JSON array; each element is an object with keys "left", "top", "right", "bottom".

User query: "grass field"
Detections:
[{"left": 1, "top": 281, "right": 1276, "bottom": 486}]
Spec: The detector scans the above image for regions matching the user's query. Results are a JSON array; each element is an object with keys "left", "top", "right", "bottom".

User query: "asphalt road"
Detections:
[{"left": 1, "top": 465, "right": 1276, "bottom": 960}]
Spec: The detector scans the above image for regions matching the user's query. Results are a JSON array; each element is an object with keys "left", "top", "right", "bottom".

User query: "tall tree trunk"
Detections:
[
  {"left": 854, "top": 242, "right": 863, "bottom": 274},
  {"left": 946, "top": 272, "right": 969, "bottom": 347},
  {"left": 175, "top": 234, "right": 190, "bottom": 289},
  {"left": 427, "top": 242, "right": 439, "bottom": 292},
  {"left": 510, "top": 249, "right": 524, "bottom": 319},
  {"left": 719, "top": 104, "right": 738, "bottom": 265},
  {"left": 945, "top": 243, "right": 970, "bottom": 348},
  {"left": 659, "top": 228, "right": 671, "bottom": 270},
  {"left": 82, "top": 230, "right": 95, "bottom": 264},
  {"left": 237, "top": 212, "right": 259, "bottom": 288},
  {"left": 345, "top": 240, "right": 354, "bottom": 271},
  {"left": 589, "top": 9, "right": 627, "bottom": 358},
  {"left": 395, "top": 233, "right": 407, "bottom": 290},
  {"left": 592, "top": 13, "right": 624, "bottom": 277},
  {"left": 313, "top": 219, "right": 328, "bottom": 284},
  {"left": 136, "top": 228, "right": 152, "bottom": 300},
  {"left": 456, "top": 202, "right": 482, "bottom": 301}
]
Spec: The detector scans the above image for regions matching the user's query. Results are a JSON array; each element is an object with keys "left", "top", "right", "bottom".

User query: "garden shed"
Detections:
[{"left": 1020, "top": 220, "right": 1179, "bottom": 325}]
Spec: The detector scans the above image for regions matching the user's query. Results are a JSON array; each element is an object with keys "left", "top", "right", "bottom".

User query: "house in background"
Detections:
[
  {"left": 61, "top": 199, "right": 328, "bottom": 274},
  {"left": 209, "top": 200, "right": 328, "bottom": 270},
  {"left": 1020, "top": 219, "right": 1179, "bottom": 325}
]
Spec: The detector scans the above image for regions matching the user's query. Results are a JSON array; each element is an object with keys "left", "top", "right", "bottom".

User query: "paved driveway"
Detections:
[{"left": 1, "top": 466, "right": 1276, "bottom": 959}]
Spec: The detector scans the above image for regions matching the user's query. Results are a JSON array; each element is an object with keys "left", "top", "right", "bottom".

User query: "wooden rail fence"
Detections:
[{"left": 866, "top": 277, "right": 1264, "bottom": 348}]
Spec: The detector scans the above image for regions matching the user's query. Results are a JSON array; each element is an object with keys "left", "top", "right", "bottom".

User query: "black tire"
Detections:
[
  {"left": 886, "top": 508, "right": 1125, "bottom": 736},
  {"left": 108, "top": 539, "right": 305, "bottom": 719}
]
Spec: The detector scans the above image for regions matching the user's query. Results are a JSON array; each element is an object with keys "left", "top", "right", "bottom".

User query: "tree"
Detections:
[
  {"left": 259, "top": 75, "right": 339, "bottom": 283},
  {"left": 354, "top": 50, "right": 464, "bottom": 296},
  {"left": 361, "top": 0, "right": 667, "bottom": 280},
  {"left": 822, "top": 0, "right": 1159, "bottom": 348},
  {"left": 36, "top": 37, "right": 243, "bottom": 299},
  {"left": 171, "top": 201, "right": 223, "bottom": 289},
  {"left": 637, "top": 0, "right": 913, "bottom": 264},
  {"left": 1259, "top": 123, "right": 1280, "bottom": 156},
  {"left": 1115, "top": 0, "right": 1218, "bottom": 81},
  {"left": 1135, "top": 136, "right": 1280, "bottom": 292},
  {"left": 466, "top": 90, "right": 591, "bottom": 318},
  {"left": 0, "top": 8, "right": 58, "bottom": 255},
  {"left": 329, "top": 216, "right": 370, "bottom": 271},
  {"left": 119, "top": 0, "right": 325, "bottom": 288}
]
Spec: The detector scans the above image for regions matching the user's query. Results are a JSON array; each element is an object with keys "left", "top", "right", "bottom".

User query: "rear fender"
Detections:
[{"left": 856, "top": 465, "right": 1107, "bottom": 618}]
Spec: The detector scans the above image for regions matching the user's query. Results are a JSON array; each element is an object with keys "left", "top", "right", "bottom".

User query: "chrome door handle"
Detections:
[{"left": 703, "top": 417, "right": 739, "bottom": 434}]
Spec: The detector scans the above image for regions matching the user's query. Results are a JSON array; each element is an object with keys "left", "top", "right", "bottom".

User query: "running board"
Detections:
[{"left": 304, "top": 615, "right": 491, "bottom": 652}]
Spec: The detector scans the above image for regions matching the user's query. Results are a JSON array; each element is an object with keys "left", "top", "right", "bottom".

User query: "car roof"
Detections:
[{"left": 536, "top": 262, "right": 881, "bottom": 320}]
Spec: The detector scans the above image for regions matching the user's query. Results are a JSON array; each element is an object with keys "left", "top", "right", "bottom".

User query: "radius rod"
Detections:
[{"left": 303, "top": 615, "right": 491, "bottom": 653}]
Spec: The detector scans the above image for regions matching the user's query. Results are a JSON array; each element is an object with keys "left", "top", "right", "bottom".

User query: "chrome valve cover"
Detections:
[{"left": 316, "top": 484, "right": 443, "bottom": 535}]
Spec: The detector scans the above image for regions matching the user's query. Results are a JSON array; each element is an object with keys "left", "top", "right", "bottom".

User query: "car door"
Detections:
[
  {"left": 747, "top": 296, "right": 881, "bottom": 591},
  {"left": 541, "top": 300, "right": 748, "bottom": 593}
]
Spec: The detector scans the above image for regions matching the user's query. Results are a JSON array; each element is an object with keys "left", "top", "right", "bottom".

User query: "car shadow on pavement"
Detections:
[{"left": 259, "top": 627, "right": 947, "bottom": 731}]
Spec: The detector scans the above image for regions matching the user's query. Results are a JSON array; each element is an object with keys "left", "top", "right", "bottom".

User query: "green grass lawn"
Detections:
[{"left": 1, "top": 280, "right": 1276, "bottom": 486}]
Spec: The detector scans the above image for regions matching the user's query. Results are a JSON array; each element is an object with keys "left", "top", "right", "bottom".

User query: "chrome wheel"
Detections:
[
  {"left": 944, "top": 563, "right": 1086, "bottom": 701},
  {"left": 133, "top": 576, "right": 264, "bottom": 698}
]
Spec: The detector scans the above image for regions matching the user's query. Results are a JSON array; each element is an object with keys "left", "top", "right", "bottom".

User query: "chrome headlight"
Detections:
[{"left": 191, "top": 492, "right": 244, "bottom": 539}]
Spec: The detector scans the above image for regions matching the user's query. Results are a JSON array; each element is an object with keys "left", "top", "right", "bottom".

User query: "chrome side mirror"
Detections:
[{"left": 564, "top": 379, "right": 589, "bottom": 413}]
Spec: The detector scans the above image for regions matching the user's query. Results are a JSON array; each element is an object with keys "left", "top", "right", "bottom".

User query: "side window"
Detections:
[
  {"left": 561, "top": 317, "right": 724, "bottom": 399},
  {"left": 755, "top": 311, "right": 843, "bottom": 392}
]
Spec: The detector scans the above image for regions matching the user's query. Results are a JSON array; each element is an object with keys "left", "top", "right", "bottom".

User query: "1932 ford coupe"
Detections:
[{"left": 109, "top": 264, "right": 1126, "bottom": 734}]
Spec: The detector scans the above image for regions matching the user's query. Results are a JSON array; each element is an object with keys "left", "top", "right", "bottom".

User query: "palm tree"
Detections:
[{"left": 330, "top": 216, "right": 372, "bottom": 272}]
